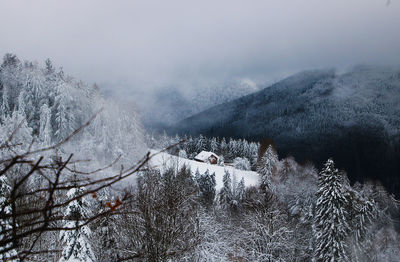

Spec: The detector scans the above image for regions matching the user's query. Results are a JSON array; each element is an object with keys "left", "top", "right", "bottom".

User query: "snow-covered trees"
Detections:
[
  {"left": 59, "top": 187, "right": 95, "bottom": 262},
  {"left": 219, "top": 170, "right": 245, "bottom": 211},
  {"left": 233, "top": 157, "right": 251, "bottom": 171},
  {"left": 0, "top": 54, "right": 147, "bottom": 261},
  {"left": 0, "top": 53, "right": 146, "bottom": 166},
  {"left": 0, "top": 176, "right": 18, "bottom": 261},
  {"left": 257, "top": 145, "right": 278, "bottom": 191},
  {"left": 144, "top": 133, "right": 260, "bottom": 169},
  {"left": 243, "top": 210, "right": 295, "bottom": 262},
  {"left": 129, "top": 166, "right": 200, "bottom": 261},
  {"left": 219, "top": 170, "right": 233, "bottom": 207},
  {"left": 195, "top": 169, "right": 216, "bottom": 206},
  {"left": 39, "top": 103, "right": 52, "bottom": 145},
  {"left": 54, "top": 81, "right": 77, "bottom": 141},
  {"left": 313, "top": 159, "right": 350, "bottom": 262}
]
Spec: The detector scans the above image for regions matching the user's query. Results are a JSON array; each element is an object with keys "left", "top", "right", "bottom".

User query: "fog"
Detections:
[{"left": 1, "top": 0, "right": 399, "bottom": 98}]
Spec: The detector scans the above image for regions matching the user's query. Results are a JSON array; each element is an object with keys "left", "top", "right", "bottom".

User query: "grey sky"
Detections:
[{"left": 1, "top": 0, "right": 399, "bottom": 94}]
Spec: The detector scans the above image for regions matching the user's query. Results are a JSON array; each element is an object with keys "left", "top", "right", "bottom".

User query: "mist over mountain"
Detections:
[
  {"left": 172, "top": 65, "right": 400, "bottom": 196},
  {"left": 134, "top": 79, "right": 260, "bottom": 129}
]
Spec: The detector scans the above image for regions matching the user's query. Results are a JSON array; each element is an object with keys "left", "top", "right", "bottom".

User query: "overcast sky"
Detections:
[{"left": 1, "top": 0, "right": 399, "bottom": 95}]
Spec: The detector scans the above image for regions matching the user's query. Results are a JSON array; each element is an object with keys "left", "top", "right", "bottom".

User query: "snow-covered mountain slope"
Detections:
[
  {"left": 149, "top": 150, "right": 259, "bottom": 190},
  {"left": 171, "top": 65, "right": 400, "bottom": 196}
]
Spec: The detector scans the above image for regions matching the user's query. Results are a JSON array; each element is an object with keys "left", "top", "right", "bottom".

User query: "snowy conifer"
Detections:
[
  {"left": 195, "top": 169, "right": 216, "bottom": 206},
  {"left": 220, "top": 137, "right": 228, "bottom": 156},
  {"left": 210, "top": 137, "right": 219, "bottom": 153},
  {"left": 196, "top": 134, "right": 206, "bottom": 153},
  {"left": 1, "top": 86, "right": 10, "bottom": 120},
  {"left": 39, "top": 103, "right": 52, "bottom": 145},
  {"left": 59, "top": 187, "right": 95, "bottom": 262},
  {"left": 54, "top": 81, "right": 76, "bottom": 141},
  {"left": 313, "top": 159, "right": 350, "bottom": 262},
  {"left": 257, "top": 145, "right": 278, "bottom": 191},
  {"left": 219, "top": 170, "right": 233, "bottom": 206},
  {"left": 237, "top": 178, "right": 245, "bottom": 202},
  {"left": 178, "top": 149, "right": 188, "bottom": 159}
]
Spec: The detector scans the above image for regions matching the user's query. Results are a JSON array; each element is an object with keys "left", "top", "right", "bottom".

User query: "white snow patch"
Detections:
[{"left": 149, "top": 150, "right": 259, "bottom": 190}]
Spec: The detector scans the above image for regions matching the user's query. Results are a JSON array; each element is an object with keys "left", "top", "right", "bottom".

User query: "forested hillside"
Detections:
[
  {"left": 173, "top": 66, "right": 400, "bottom": 196},
  {"left": 133, "top": 79, "right": 259, "bottom": 128},
  {"left": 0, "top": 53, "right": 146, "bottom": 166},
  {"left": 0, "top": 54, "right": 399, "bottom": 261}
]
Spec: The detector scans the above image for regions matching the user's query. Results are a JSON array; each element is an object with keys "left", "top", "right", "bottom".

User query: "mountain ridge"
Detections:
[{"left": 171, "top": 65, "right": 400, "bottom": 196}]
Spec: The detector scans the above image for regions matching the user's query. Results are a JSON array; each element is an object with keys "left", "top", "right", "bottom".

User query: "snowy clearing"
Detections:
[{"left": 149, "top": 149, "right": 260, "bottom": 190}]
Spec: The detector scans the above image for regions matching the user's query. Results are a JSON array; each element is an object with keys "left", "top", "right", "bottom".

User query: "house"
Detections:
[{"left": 194, "top": 151, "right": 219, "bottom": 165}]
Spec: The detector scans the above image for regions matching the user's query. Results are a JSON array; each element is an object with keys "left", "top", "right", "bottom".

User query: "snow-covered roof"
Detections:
[{"left": 194, "top": 151, "right": 219, "bottom": 162}]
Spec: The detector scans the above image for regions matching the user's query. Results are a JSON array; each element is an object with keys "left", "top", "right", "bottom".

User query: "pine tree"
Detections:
[
  {"left": 220, "top": 137, "right": 228, "bottom": 156},
  {"left": 196, "top": 134, "right": 206, "bottom": 153},
  {"left": 39, "top": 103, "right": 52, "bottom": 145},
  {"left": 23, "top": 67, "right": 45, "bottom": 132},
  {"left": 227, "top": 139, "right": 238, "bottom": 160},
  {"left": 237, "top": 178, "right": 245, "bottom": 202},
  {"left": 210, "top": 137, "right": 219, "bottom": 153},
  {"left": 54, "top": 81, "right": 76, "bottom": 141},
  {"left": 44, "top": 58, "right": 55, "bottom": 76},
  {"left": 195, "top": 169, "right": 216, "bottom": 206},
  {"left": 59, "top": 187, "right": 95, "bottom": 262},
  {"left": 219, "top": 170, "right": 233, "bottom": 206},
  {"left": 194, "top": 168, "right": 201, "bottom": 182},
  {"left": 257, "top": 145, "right": 278, "bottom": 191},
  {"left": 1, "top": 86, "right": 10, "bottom": 120},
  {"left": 0, "top": 175, "right": 19, "bottom": 261},
  {"left": 313, "top": 159, "right": 350, "bottom": 262}
]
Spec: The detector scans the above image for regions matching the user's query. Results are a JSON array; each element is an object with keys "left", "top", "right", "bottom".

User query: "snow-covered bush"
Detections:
[
  {"left": 179, "top": 149, "right": 188, "bottom": 159},
  {"left": 233, "top": 157, "right": 251, "bottom": 170}
]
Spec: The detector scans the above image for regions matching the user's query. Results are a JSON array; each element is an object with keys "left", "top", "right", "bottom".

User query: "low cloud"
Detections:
[{"left": 1, "top": 0, "right": 399, "bottom": 96}]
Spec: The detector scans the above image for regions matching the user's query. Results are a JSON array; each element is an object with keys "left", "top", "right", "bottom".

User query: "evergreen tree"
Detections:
[
  {"left": 44, "top": 58, "right": 55, "bottom": 75},
  {"left": 313, "top": 159, "right": 350, "bottom": 262},
  {"left": 39, "top": 103, "right": 52, "bottom": 145},
  {"left": 1, "top": 86, "right": 10, "bottom": 121},
  {"left": 194, "top": 168, "right": 201, "bottom": 182},
  {"left": 59, "top": 186, "right": 95, "bottom": 262},
  {"left": 219, "top": 170, "right": 233, "bottom": 207},
  {"left": 210, "top": 137, "right": 219, "bottom": 153},
  {"left": 220, "top": 137, "right": 228, "bottom": 156},
  {"left": 0, "top": 175, "right": 19, "bottom": 261},
  {"left": 196, "top": 134, "right": 206, "bottom": 153},
  {"left": 237, "top": 178, "right": 245, "bottom": 202},
  {"left": 23, "top": 67, "right": 45, "bottom": 132},
  {"left": 227, "top": 139, "right": 238, "bottom": 160},
  {"left": 257, "top": 145, "right": 278, "bottom": 191},
  {"left": 54, "top": 81, "right": 76, "bottom": 141},
  {"left": 195, "top": 169, "right": 216, "bottom": 206}
]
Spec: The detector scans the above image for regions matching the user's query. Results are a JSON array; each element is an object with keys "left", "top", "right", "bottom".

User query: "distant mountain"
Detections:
[
  {"left": 138, "top": 79, "right": 260, "bottom": 129},
  {"left": 172, "top": 66, "right": 400, "bottom": 196}
]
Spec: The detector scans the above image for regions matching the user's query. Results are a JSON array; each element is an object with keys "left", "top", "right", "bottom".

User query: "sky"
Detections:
[{"left": 1, "top": 0, "right": 400, "bottom": 96}]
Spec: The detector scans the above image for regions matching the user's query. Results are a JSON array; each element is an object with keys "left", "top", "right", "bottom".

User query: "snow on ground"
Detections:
[{"left": 149, "top": 150, "right": 260, "bottom": 190}]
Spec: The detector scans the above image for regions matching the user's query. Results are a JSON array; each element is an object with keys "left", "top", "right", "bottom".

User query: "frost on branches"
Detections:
[
  {"left": 59, "top": 187, "right": 95, "bottom": 262},
  {"left": 0, "top": 176, "right": 19, "bottom": 261},
  {"left": 313, "top": 159, "right": 350, "bottom": 262}
]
